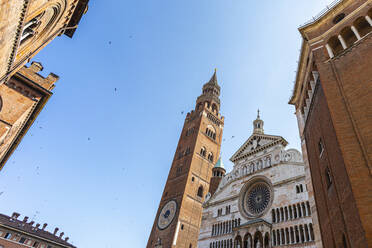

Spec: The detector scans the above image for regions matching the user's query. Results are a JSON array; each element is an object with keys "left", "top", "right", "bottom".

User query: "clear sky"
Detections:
[{"left": 0, "top": 1, "right": 335, "bottom": 247}]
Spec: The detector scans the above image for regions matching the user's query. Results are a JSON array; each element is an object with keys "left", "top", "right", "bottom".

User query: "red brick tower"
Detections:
[{"left": 147, "top": 70, "right": 224, "bottom": 248}]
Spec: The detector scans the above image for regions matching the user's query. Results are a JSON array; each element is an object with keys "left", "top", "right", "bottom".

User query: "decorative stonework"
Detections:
[{"left": 239, "top": 176, "right": 273, "bottom": 219}]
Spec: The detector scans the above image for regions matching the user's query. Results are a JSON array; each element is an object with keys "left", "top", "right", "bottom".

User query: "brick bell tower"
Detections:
[{"left": 147, "top": 70, "right": 224, "bottom": 248}]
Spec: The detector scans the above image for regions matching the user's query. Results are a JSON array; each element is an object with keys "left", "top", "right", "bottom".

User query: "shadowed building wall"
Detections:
[{"left": 289, "top": 1, "right": 372, "bottom": 247}]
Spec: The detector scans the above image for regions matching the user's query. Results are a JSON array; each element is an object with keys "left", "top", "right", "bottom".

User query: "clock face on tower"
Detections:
[{"left": 157, "top": 199, "right": 177, "bottom": 230}]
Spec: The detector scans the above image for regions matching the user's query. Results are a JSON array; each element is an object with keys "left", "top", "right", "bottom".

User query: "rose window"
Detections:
[
  {"left": 246, "top": 183, "right": 271, "bottom": 215},
  {"left": 239, "top": 177, "right": 273, "bottom": 218}
]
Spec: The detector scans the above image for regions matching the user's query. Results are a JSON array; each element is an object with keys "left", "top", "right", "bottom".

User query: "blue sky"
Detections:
[{"left": 0, "top": 1, "right": 334, "bottom": 247}]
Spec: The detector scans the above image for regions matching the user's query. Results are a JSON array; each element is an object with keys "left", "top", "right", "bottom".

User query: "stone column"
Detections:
[
  {"left": 366, "top": 15, "right": 372, "bottom": 26},
  {"left": 338, "top": 34, "right": 347, "bottom": 49},
  {"left": 326, "top": 44, "right": 334, "bottom": 58},
  {"left": 351, "top": 25, "right": 361, "bottom": 40}
]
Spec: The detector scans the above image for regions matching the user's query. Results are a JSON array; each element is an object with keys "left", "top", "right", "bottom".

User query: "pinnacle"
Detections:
[{"left": 207, "top": 69, "right": 218, "bottom": 86}]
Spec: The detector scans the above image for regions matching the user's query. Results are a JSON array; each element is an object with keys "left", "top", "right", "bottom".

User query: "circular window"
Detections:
[{"left": 239, "top": 176, "right": 273, "bottom": 219}]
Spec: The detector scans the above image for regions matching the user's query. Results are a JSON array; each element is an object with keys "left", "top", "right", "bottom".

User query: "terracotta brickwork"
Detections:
[
  {"left": 0, "top": 62, "right": 58, "bottom": 170},
  {"left": 290, "top": 1, "right": 372, "bottom": 247},
  {"left": 0, "top": 0, "right": 88, "bottom": 171},
  {"left": 147, "top": 72, "right": 224, "bottom": 248},
  {"left": 0, "top": 0, "right": 89, "bottom": 84}
]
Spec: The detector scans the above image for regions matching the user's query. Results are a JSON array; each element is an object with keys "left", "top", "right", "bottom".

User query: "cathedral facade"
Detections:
[{"left": 198, "top": 115, "right": 316, "bottom": 248}]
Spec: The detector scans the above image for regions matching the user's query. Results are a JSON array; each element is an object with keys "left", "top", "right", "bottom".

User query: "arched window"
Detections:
[
  {"left": 200, "top": 147, "right": 206, "bottom": 157},
  {"left": 327, "top": 35, "right": 343, "bottom": 56},
  {"left": 272, "top": 209, "right": 276, "bottom": 223},
  {"left": 296, "top": 185, "right": 300, "bottom": 193},
  {"left": 206, "top": 125, "right": 216, "bottom": 140},
  {"left": 276, "top": 230, "right": 280, "bottom": 245},
  {"left": 212, "top": 103, "right": 218, "bottom": 113},
  {"left": 304, "top": 224, "right": 310, "bottom": 242},
  {"left": 285, "top": 206, "right": 288, "bottom": 220},
  {"left": 306, "top": 201, "right": 311, "bottom": 215},
  {"left": 309, "top": 223, "right": 315, "bottom": 240},
  {"left": 302, "top": 202, "right": 307, "bottom": 216},
  {"left": 273, "top": 230, "right": 276, "bottom": 246},
  {"left": 289, "top": 205, "right": 293, "bottom": 219},
  {"left": 293, "top": 205, "right": 297, "bottom": 218},
  {"left": 299, "top": 225, "right": 304, "bottom": 243},
  {"left": 208, "top": 152, "right": 214, "bottom": 162},
  {"left": 340, "top": 26, "right": 357, "bottom": 48},
  {"left": 276, "top": 208, "right": 280, "bottom": 222},
  {"left": 295, "top": 226, "right": 299, "bottom": 243},
  {"left": 197, "top": 102, "right": 203, "bottom": 110},
  {"left": 285, "top": 228, "right": 290, "bottom": 244},
  {"left": 280, "top": 208, "right": 284, "bottom": 221},
  {"left": 297, "top": 204, "right": 302, "bottom": 218},
  {"left": 354, "top": 16, "right": 372, "bottom": 37},
  {"left": 290, "top": 227, "right": 294, "bottom": 244},
  {"left": 20, "top": 15, "right": 41, "bottom": 45},
  {"left": 197, "top": 186, "right": 204, "bottom": 197}
]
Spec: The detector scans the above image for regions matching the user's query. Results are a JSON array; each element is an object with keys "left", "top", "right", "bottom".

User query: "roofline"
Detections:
[
  {"left": 0, "top": 73, "right": 53, "bottom": 171},
  {"left": 289, "top": 39, "right": 306, "bottom": 105},
  {"left": 0, "top": 223, "right": 76, "bottom": 248},
  {"left": 299, "top": 0, "right": 344, "bottom": 29},
  {"left": 229, "top": 134, "right": 288, "bottom": 162}
]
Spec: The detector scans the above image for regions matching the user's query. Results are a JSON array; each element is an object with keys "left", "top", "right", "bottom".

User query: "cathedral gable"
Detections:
[{"left": 230, "top": 134, "right": 288, "bottom": 162}]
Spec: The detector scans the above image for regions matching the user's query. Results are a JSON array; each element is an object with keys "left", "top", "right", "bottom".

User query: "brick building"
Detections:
[
  {"left": 0, "top": 0, "right": 89, "bottom": 171},
  {"left": 289, "top": 0, "right": 372, "bottom": 247},
  {"left": 147, "top": 71, "right": 224, "bottom": 248},
  {"left": 0, "top": 62, "right": 58, "bottom": 171},
  {"left": 0, "top": 212, "right": 75, "bottom": 248},
  {"left": 0, "top": 0, "right": 89, "bottom": 84},
  {"left": 198, "top": 114, "right": 317, "bottom": 248}
]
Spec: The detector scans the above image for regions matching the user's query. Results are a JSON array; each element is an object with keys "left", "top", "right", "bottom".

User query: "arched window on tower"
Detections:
[
  {"left": 354, "top": 16, "right": 372, "bottom": 37},
  {"left": 197, "top": 186, "right": 204, "bottom": 197},
  {"left": 200, "top": 147, "right": 206, "bottom": 157},
  {"left": 208, "top": 152, "right": 214, "bottom": 162},
  {"left": 206, "top": 125, "right": 216, "bottom": 140},
  {"left": 212, "top": 103, "right": 218, "bottom": 113}
]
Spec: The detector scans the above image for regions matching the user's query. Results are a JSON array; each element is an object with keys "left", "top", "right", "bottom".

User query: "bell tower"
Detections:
[{"left": 147, "top": 70, "right": 224, "bottom": 248}]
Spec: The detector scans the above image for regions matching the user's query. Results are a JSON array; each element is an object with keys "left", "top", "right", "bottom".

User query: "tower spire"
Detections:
[
  {"left": 207, "top": 68, "right": 218, "bottom": 86},
  {"left": 195, "top": 69, "right": 221, "bottom": 113},
  {"left": 253, "top": 109, "right": 264, "bottom": 134}
]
